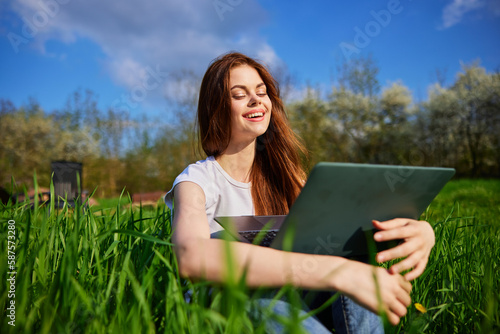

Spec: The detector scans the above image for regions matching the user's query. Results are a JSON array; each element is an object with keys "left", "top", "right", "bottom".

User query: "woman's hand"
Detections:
[
  {"left": 335, "top": 261, "right": 412, "bottom": 326},
  {"left": 372, "top": 219, "right": 435, "bottom": 281}
]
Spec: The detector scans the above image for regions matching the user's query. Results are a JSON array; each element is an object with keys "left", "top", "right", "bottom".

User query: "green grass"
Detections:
[
  {"left": 394, "top": 179, "right": 500, "bottom": 333},
  {"left": 1, "top": 179, "right": 499, "bottom": 333},
  {"left": 430, "top": 178, "right": 500, "bottom": 223},
  {"left": 92, "top": 196, "right": 132, "bottom": 210}
]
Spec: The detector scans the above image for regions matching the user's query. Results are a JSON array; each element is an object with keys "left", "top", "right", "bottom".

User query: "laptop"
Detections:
[{"left": 215, "top": 162, "right": 455, "bottom": 258}]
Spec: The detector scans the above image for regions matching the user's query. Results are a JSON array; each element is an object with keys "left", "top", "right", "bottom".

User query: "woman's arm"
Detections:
[
  {"left": 172, "top": 181, "right": 412, "bottom": 325},
  {"left": 373, "top": 219, "right": 436, "bottom": 281}
]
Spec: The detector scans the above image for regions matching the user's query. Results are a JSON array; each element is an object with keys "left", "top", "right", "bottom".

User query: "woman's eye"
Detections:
[
  {"left": 257, "top": 92, "right": 267, "bottom": 97},
  {"left": 233, "top": 94, "right": 246, "bottom": 99}
]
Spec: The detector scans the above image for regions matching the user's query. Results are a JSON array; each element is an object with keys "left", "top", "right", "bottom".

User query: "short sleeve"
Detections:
[
  {"left": 164, "top": 160, "right": 218, "bottom": 211},
  {"left": 163, "top": 157, "right": 252, "bottom": 234}
]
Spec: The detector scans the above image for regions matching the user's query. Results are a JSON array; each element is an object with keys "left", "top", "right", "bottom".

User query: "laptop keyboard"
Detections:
[{"left": 239, "top": 230, "right": 278, "bottom": 247}]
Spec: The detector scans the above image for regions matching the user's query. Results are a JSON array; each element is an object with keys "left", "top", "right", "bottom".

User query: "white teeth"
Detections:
[{"left": 245, "top": 112, "right": 264, "bottom": 118}]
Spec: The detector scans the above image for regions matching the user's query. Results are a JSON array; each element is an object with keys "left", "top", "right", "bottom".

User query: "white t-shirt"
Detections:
[{"left": 164, "top": 156, "right": 254, "bottom": 234}]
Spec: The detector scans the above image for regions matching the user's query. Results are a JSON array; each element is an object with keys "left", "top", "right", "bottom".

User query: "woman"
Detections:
[{"left": 165, "top": 52, "right": 435, "bottom": 333}]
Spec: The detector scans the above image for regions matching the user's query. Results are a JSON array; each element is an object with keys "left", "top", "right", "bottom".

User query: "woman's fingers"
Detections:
[
  {"left": 386, "top": 310, "right": 402, "bottom": 326},
  {"left": 400, "top": 275, "right": 412, "bottom": 294},
  {"left": 380, "top": 241, "right": 430, "bottom": 280},
  {"left": 402, "top": 257, "right": 428, "bottom": 281},
  {"left": 373, "top": 221, "right": 416, "bottom": 242},
  {"left": 341, "top": 263, "right": 412, "bottom": 325},
  {"left": 372, "top": 218, "right": 408, "bottom": 231},
  {"left": 385, "top": 249, "right": 430, "bottom": 281},
  {"left": 376, "top": 238, "right": 418, "bottom": 263},
  {"left": 382, "top": 272, "right": 411, "bottom": 325},
  {"left": 378, "top": 268, "right": 412, "bottom": 321},
  {"left": 374, "top": 219, "right": 434, "bottom": 246},
  {"left": 373, "top": 219, "right": 435, "bottom": 281},
  {"left": 389, "top": 248, "right": 424, "bottom": 271}
]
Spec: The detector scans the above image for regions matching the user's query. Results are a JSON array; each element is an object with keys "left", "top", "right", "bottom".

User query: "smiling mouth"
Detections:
[{"left": 244, "top": 112, "right": 264, "bottom": 119}]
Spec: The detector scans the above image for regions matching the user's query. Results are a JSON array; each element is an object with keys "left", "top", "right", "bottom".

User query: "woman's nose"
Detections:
[{"left": 248, "top": 93, "right": 261, "bottom": 106}]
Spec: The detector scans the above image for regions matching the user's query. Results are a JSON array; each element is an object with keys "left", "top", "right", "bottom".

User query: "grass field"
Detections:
[{"left": 1, "top": 179, "right": 499, "bottom": 333}]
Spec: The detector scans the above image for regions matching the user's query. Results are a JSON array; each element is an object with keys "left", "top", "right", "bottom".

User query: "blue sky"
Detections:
[{"left": 1, "top": 0, "right": 499, "bottom": 119}]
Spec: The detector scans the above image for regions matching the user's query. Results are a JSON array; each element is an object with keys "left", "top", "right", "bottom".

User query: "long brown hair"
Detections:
[{"left": 198, "top": 52, "right": 307, "bottom": 215}]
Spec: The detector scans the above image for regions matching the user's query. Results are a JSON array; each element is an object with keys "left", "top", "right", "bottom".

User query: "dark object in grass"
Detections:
[{"left": 0, "top": 186, "right": 11, "bottom": 204}]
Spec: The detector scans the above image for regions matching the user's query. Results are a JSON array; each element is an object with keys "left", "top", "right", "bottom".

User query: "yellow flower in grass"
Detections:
[{"left": 415, "top": 303, "right": 427, "bottom": 313}]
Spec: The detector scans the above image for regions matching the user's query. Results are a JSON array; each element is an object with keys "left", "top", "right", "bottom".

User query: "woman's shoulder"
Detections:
[
  {"left": 165, "top": 156, "right": 217, "bottom": 208},
  {"left": 179, "top": 156, "right": 217, "bottom": 178},
  {"left": 171, "top": 156, "right": 222, "bottom": 191}
]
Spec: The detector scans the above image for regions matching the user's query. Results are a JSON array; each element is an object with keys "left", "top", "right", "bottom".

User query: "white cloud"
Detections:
[
  {"left": 256, "top": 43, "right": 283, "bottom": 69},
  {"left": 8, "top": 0, "right": 280, "bottom": 107},
  {"left": 441, "top": 0, "right": 484, "bottom": 28}
]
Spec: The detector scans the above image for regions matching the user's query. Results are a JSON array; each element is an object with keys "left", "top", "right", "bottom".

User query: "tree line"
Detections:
[
  {"left": 290, "top": 59, "right": 500, "bottom": 177},
  {"left": 1, "top": 59, "right": 499, "bottom": 198}
]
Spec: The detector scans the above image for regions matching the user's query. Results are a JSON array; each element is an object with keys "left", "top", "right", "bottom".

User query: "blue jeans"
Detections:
[
  {"left": 249, "top": 291, "right": 384, "bottom": 333},
  {"left": 332, "top": 294, "right": 384, "bottom": 334}
]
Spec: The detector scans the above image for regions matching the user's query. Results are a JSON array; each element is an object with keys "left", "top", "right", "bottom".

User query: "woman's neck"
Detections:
[{"left": 216, "top": 140, "right": 256, "bottom": 183}]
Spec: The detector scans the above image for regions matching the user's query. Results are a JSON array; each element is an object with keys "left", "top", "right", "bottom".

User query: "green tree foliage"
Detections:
[
  {"left": 1, "top": 60, "right": 498, "bottom": 198},
  {"left": 0, "top": 100, "right": 56, "bottom": 187},
  {"left": 119, "top": 71, "right": 202, "bottom": 194},
  {"left": 326, "top": 55, "right": 415, "bottom": 165},
  {"left": 417, "top": 63, "right": 500, "bottom": 176},
  {"left": 328, "top": 86, "right": 376, "bottom": 162},
  {"left": 0, "top": 98, "right": 99, "bottom": 189},
  {"left": 289, "top": 87, "right": 344, "bottom": 169},
  {"left": 293, "top": 58, "right": 498, "bottom": 178},
  {"left": 326, "top": 82, "right": 414, "bottom": 165},
  {"left": 373, "top": 82, "right": 414, "bottom": 164},
  {"left": 337, "top": 54, "right": 380, "bottom": 98}
]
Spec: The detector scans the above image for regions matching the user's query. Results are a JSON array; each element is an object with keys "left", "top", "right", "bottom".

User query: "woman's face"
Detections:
[{"left": 228, "top": 65, "right": 272, "bottom": 146}]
